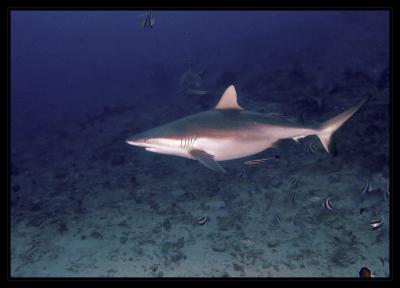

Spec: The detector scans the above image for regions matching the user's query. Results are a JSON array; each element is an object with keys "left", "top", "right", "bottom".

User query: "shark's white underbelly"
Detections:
[{"left": 194, "top": 137, "right": 274, "bottom": 161}]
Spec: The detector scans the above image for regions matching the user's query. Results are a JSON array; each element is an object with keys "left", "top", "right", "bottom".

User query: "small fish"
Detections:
[
  {"left": 309, "top": 142, "right": 317, "bottom": 154},
  {"left": 273, "top": 212, "right": 281, "bottom": 224},
  {"left": 308, "top": 141, "right": 322, "bottom": 154},
  {"left": 384, "top": 182, "right": 390, "bottom": 200},
  {"left": 267, "top": 113, "right": 290, "bottom": 119},
  {"left": 239, "top": 169, "right": 246, "bottom": 178},
  {"left": 310, "top": 140, "right": 325, "bottom": 154},
  {"left": 359, "top": 267, "right": 374, "bottom": 278},
  {"left": 290, "top": 190, "right": 296, "bottom": 204},
  {"left": 140, "top": 12, "right": 155, "bottom": 28},
  {"left": 323, "top": 196, "right": 335, "bottom": 211},
  {"left": 289, "top": 176, "right": 299, "bottom": 188},
  {"left": 196, "top": 216, "right": 207, "bottom": 225},
  {"left": 370, "top": 215, "right": 384, "bottom": 230},
  {"left": 244, "top": 155, "right": 279, "bottom": 165},
  {"left": 379, "top": 256, "right": 385, "bottom": 266},
  {"left": 361, "top": 179, "right": 370, "bottom": 195}
]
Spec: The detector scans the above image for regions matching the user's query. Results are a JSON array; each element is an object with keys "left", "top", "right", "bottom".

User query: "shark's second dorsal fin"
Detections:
[{"left": 215, "top": 85, "right": 244, "bottom": 110}]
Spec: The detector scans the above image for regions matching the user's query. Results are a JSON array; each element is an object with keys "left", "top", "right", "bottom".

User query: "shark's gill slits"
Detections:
[
  {"left": 189, "top": 137, "right": 195, "bottom": 150},
  {"left": 185, "top": 137, "right": 190, "bottom": 149},
  {"left": 183, "top": 137, "right": 197, "bottom": 150}
]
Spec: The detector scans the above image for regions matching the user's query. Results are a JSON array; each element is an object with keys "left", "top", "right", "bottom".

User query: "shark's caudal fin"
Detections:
[{"left": 317, "top": 97, "right": 369, "bottom": 154}]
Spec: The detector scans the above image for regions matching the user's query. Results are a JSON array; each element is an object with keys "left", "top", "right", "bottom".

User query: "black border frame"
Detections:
[{"left": 4, "top": 2, "right": 398, "bottom": 284}]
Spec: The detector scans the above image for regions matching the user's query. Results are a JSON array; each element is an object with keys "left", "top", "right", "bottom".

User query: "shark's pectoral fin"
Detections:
[
  {"left": 292, "top": 136, "right": 304, "bottom": 143},
  {"left": 189, "top": 149, "right": 227, "bottom": 173}
]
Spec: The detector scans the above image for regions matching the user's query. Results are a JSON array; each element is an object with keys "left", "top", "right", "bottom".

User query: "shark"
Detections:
[{"left": 126, "top": 85, "right": 367, "bottom": 172}]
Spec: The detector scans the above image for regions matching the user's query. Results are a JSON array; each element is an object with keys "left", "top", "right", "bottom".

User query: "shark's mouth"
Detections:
[{"left": 145, "top": 147, "right": 158, "bottom": 152}]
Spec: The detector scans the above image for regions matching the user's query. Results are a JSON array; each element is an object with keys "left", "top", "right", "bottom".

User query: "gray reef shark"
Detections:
[{"left": 126, "top": 85, "right": 367, "bottom": 172}]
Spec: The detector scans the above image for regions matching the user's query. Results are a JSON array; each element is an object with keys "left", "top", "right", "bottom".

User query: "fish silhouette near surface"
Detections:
[
  {"left": 179, "top": 66, "right": 208, "bottom": 96},
  {"left": 139, "top": 12, "right": 155, "bottom": 28},
  {"left": 126, "top": 85, "right": 368, "bottom": 172}
]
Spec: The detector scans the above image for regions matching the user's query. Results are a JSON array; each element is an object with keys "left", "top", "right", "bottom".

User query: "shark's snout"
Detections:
[{"left": 125, "top": 135, "right": 149, "bottom": 147}]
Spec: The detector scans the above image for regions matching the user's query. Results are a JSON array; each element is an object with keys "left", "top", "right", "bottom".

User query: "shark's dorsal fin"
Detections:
[{"left": 215, "top": 85, "right": 244, "bottom": 110}]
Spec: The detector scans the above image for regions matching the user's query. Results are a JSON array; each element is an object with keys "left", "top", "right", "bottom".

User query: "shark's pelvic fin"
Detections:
[
  {"left": 215, "top": 85, "right": 244, "bottom": 110},
  {"left": 292, "top": 136, "right": 304, "bottom": 143},
  {"left": 317, "top": 97, "right": 369, "bottom": 155},
  {"left": 189, "top": 149, "right": 227, "bottom": 173}
]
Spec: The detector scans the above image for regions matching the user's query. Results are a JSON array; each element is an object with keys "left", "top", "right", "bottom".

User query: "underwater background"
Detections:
[{"left": 10, "top": 10, "right": 390, "bottom": 277}]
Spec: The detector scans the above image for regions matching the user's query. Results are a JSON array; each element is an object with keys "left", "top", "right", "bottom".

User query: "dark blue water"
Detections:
[{"left": 10, "top": 10, "right": 390, "bottom": 277}]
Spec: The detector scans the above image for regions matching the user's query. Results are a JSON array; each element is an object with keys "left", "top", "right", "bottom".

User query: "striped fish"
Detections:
[
  {"left": 290, "top": 190, "right": 296, "bottom": 204},
  {"left": 379, "top": 256, "right": 385, "bottom": 266},
  {"left": 323, "top": 196, "right": 335, "bottom": 210},
  {"left": 385, "top": 182, "right": 390, "bottom": 200},
  {"left": 238, "top": 168, "right": 246, "bottom": 178},
  {"left": 308, "top": 141, "right": 323, "bottom": 154},
  {"left": 196, "top": 216, "right": 207, "bottom": 225},
  {"left": 370, "top": 215, "right": 384, "bottom": 230},
  {"left": 361, "top": 179, "right": 370, "bottom": 195},
  {"left": 140, "top": 12, "right": 155, "bottom": 28},
  {"left": 273, "top": 212, "right": 281, "bottom": 224},
  {"left": 289, "top": 176, "right": 299, "bottom": 188}
]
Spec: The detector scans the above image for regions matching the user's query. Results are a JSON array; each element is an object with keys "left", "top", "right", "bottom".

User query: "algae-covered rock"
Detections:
[
  {"left": 233, "top": 263, "right": 244, "bottom": 272},
  {"left": 211, "top": 239, "right": 227, "bottom": 252},
  {"left": 161, "top": 237, "right": 185, "bottom": 255},
  {"left": 162, "top": 219, "right": 171, "bottom": 231},
  {"left": 217, "top": 216, "right": 235, "bottom": 231},
  {"left": 267, "top": 239, "right": 280, "bottom": 248},
  {"left": 317, "top": 210, "right": 339, "bottom": 224}
]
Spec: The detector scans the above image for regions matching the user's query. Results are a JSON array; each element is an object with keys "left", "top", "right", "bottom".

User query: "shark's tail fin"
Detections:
[{"left": 317, "top": 97, "right": 369, "bottom": 155}]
